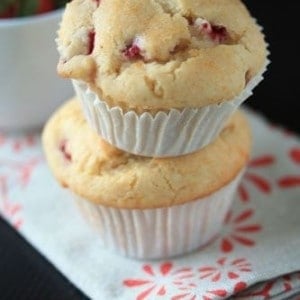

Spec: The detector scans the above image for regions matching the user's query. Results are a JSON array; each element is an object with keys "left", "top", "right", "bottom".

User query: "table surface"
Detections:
[{"left": 0, "top": 2, "right": 299, "bottom": 300}]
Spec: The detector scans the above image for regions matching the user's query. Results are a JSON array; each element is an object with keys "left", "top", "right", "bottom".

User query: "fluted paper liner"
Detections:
[
  {"left": 74, "top": 171, "right": 243, "bottom": 260},
  {"left": 73, "top": 60, "right": 268, "bottom": 157}
]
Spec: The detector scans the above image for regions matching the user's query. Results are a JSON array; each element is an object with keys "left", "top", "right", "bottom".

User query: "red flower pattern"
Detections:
[
  {"left": 0, "top": 157, "right": 41, "bottom": 187},
  {"left": 0, "top": 198, "right": 23, "bottom": 229},
  {"left": 220, "top": 209, "right": 262, "bottom": 253},
  {"left": 276, "top": 147, "right": 300, "bottom": 188},
  {"left": 123, "top": 262, "right": 194, "bottom": 300},
  {"left": 0, "top": 136, "right": 42, "bottom": 230},
  {"left": 238, "top": 155, "right": 275, "bottom": 202},
  {"left": 0, "top": 176, "right": 23, "bottom": 229},
  {"left": 172, "top": 285, "right": 228, "bottom": 300},
  {"left": 239, "top": 281, "right": 274, "bottom": 299},
  {"left": 198, "top": 257, "right": 251, "bottom": 282},
  {"left": 277, "top": 176, "right": 300, "bottom": 188},
  {"left": 12, "top": 135, "right": 36, "bottom": 152},
  {"left": 233, "top": 281, "right": 248, "bottom": 294},
  {"left": 123, "top": 259, "right": 253, "bottom": 299},
  {"left": 235, "top": 272, "right": 300, "bottom": 299},
  {"left": 290, "top": 147, "right": 300, "bottom": 165}
]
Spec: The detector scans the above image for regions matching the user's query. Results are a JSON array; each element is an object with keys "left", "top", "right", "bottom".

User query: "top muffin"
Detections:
[{"left": 57, "top": 0, "right": 267, "bottom": 111}]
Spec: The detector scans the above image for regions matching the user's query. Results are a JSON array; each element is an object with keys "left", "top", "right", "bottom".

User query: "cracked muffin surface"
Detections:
[
  {"left": 57, "top": 0, "right": 267, "bottom": 111},
  {"left": 42, "top": 98, "right": 251, "bottom": 208}
]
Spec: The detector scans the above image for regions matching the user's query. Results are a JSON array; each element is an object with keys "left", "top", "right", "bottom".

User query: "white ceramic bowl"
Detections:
[{"left": 0, "top": 9, "right": 73, "bottom": 132}]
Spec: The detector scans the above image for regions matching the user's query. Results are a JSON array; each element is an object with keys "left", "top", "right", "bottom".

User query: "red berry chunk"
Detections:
[
  {"left": 88, "top": 30, "right": 95, "bottom": 55},
  {"left": 59, "top": 140, "right": 72, "bottom": 162},
  {"left": 202, "top": 22, "right": 210, "bottom": 31},
  {"left": 210, "top": 25, "right": 228, "bottom": 43},
  {"left": 122, "top": 44, "right": 141, "bottom": 60},
  {"left": 194, "top": 18, "right": 228, "bottom": 43},
  {"left": 93, "top": 0, "right": 101, "bottom": 6}
]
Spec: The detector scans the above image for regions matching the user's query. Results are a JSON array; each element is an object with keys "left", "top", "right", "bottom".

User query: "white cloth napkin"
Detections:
[{"left": 0, "top": 109, "right": 300, "bottom": 300}]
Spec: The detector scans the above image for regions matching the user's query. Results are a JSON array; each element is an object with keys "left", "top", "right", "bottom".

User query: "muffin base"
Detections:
[{"left": 74, "top": 170, "right": 243, "bottom": 259}]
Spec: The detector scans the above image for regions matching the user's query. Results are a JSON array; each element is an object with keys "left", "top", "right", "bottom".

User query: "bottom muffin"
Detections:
[{"left": 42, "top": 98, "right": 251, "bottom": 259}]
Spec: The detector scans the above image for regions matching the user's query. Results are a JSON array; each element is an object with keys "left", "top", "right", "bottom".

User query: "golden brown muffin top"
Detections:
[
  {"left": 43, "top": 98, "right": 252, "bottom": 208},
  {"left": 57, "top": 0, "right": 267, "bottom": 111}
]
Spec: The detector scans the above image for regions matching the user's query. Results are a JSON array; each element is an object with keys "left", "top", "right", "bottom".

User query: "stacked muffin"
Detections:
[{"left": 43, "top": 0, "right": 267, "bottom": 259}]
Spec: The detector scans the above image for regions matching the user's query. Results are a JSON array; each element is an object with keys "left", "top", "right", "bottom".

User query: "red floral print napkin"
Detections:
[{"left": 0, "top": 109, "right": 300, "bottom": 300}]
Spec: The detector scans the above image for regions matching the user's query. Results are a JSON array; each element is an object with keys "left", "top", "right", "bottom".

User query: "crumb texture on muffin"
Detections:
[
  {"left": 57, "top": 0, "right": 267, "bottom": 111},
  {"left": 42, "top": 98, "right": 252, "bottom": 209}
]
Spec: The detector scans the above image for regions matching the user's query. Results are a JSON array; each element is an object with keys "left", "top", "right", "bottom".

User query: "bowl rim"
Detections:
[{"left": 0, "top": 8, "right": 64, "bottom": 28}]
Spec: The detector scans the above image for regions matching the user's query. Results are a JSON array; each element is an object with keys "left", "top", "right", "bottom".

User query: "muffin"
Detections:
[
  {"left": 42, "top": 98, "right": 252, "bottom": 259},
  {"left": 56, "top": 0, "right": 266, "bottom": 157}
]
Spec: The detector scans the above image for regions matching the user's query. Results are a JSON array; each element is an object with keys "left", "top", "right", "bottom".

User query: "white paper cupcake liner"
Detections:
[
  {"left": 74, "top": 170, "right": 243, "bottom": 260},
  {"left": 72, "top": 59, "right": 268, "bottom": 157}
]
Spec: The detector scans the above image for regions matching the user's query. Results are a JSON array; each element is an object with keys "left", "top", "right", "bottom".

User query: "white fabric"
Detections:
[{"left": 0, "top": 109, "right": 300, "bottom": 299}]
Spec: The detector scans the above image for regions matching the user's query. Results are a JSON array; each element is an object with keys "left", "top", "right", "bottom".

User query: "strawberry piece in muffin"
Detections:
[{"left": 59, "top": 140, "right": 72, "bottom": 162}]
